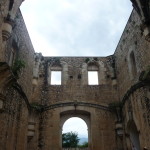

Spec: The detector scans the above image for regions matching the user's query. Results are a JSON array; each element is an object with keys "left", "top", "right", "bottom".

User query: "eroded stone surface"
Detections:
[{"left": 0, "top": 1, "right": 150, "bottom": 150}]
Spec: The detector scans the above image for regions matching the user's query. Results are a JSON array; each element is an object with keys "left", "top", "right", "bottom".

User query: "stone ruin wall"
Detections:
[
  {"left": 0, "top": 0, "right": 9, "bottom": 61},
  {"left": 29, "top": 56, "right": 119, "bottom": 150},
  {"left": 33, "top": 106, "right": 116, "bottom": 150},
  {"left": 0, "top": 1, "right": 150, "bottom": 149},
  {"left": 115, "top": 10, "right": 150, "bottom": 99},
  {"left": 32, "top": 57, "right": 118, "bottom": 105},
  {"left": 0, "top": 8, "right": 35, "bottom": 150},
  {"left": 114, "top": 10, "right": 150, "bottom": 149}
]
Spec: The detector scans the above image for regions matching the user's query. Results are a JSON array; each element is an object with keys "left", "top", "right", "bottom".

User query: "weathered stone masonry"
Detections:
[{"left": 0, "top": 0, "right": 150, "bottom": 150}]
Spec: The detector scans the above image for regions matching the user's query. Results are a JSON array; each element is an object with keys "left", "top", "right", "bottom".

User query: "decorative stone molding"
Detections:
[
  {"left": 2, "top": 20, "right": 13, "bottom": 41},
  {"left": 115, "top": 122, "right": 123, "bottom": 137},
  {"left": 1, "top": 0, "right": 25, "bottom": 41},
  {"left": 27, "top": 121, "right": 36, "bottom": 137},
  {"left": 43, "top": 101, "right": 110, "bottom": 112},
  {"left": 27, "top": 114, "right": 36, "bottom": 139}
]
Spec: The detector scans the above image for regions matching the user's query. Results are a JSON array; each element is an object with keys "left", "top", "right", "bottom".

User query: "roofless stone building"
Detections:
[{"left": 0, "top": 0, "right": 150, "bottom": 150}]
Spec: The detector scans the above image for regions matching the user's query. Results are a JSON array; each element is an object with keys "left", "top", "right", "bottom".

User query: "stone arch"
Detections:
[
  {"left": 60, "top": 110, "right": 91, "bottom": 149},
  {"left": 37, "top": 103, "right": 115, "bottom": 150}
]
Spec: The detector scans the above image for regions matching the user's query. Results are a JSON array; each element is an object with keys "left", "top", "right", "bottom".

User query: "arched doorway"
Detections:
[
  {"left": 62, "top": 117, "right": 88, "bottom": 148},
  {"left": 127, "top": 120, "right": 140, "bottom": 150},
  {"left": 60, "top": 110, "right": 91, "bottom": 149}
]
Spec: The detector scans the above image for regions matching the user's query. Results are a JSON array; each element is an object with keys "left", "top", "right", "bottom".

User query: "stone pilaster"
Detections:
[
  {"left": 82, "top": 63, "right": 88, "bottom": 85},
  {"left": 98, "top": 61, "right": 107, "bottom": 85},
  {"left": 32, "top": 53, "right": 42, "bottom": 86},
  {"left": 0, "top": 93, "right": 5, "bottom": 111},
  {"left": 61, "top": 61, "right": 68, "bottom": 85}
]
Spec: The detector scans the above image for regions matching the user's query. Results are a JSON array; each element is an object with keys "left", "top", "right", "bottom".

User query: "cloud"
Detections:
[
  {"left": 62, "top": 117, "right": 88, "bottom": 138},
  {"left": 20, "top": 0, "right": 132, "bottom": 56},
  {"left": 20, "top": 0, "right": 132, "bottom": 137}
]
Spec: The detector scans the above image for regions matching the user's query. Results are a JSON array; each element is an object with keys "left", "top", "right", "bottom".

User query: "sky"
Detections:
[
  {"left": 20, "top": 0, "right": 132, "bottom": 57},
  {"left": 20, "top": 0, "right": 133, "bottom": 138},
  {"left": 51, "top": 71, "right": 61, "bottom": 85},
  {"left": 62, "top": 117, "right": 88, "bottom": 138}
]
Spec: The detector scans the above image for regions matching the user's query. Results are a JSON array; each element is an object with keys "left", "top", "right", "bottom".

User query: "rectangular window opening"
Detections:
[
  {"left": 88, "top": 71, "right": 98, "bottom": 85},
  {"left": 51, "top": 71, "right": 61, "bottom": 85}
]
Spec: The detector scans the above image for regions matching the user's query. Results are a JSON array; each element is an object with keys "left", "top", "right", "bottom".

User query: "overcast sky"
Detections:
[
  {"left": 20, "top": 0, "right": 133, "bottom": 138},
  {"left": 20, "top": 0, "right": 132, "bottom": 57},
  {"left": 62, "top": 117, "right": 88, "bottom": 138}
]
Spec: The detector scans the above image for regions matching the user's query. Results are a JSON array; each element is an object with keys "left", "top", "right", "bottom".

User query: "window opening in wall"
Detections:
[
  {"left": 70, "top": 75, "right": 73, "bottom": 79},
  {"left": 62, "top": 117, "right": 88, "bottom": 148},
  {"left": 51, "top": 71, "right": 61, "bottom": 85},
  {"left": 130, "top": 51, "right": 137, "bottom": 77},
  {"left": 78, "top": 74, "right": 81, "bottom": 79},
  {"left": 88, "top": 71, "right": 98, "bottom": 85}
]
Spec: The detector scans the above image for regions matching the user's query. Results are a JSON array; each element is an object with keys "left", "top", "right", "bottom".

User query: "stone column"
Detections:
[
  {"left": 61, "top": 61, "right": 68, "bottom": 85},
  {"left": 110, "top": 66, "right": 117, "bottom": 86},
  {"left": 0, "top": 93, "right": 5, "bottom": 111},
  {"left": 47, "top": 64, "right": 51, "bottom": 85},
  {"left": 98, "top": 61, "right": 106, "bottom": 85},
  {"left": 32, "top": 53, "right": 42, "bottom": 86},
  {"left": 82, "top": 63, "right": 88, "bottom": 85}
]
